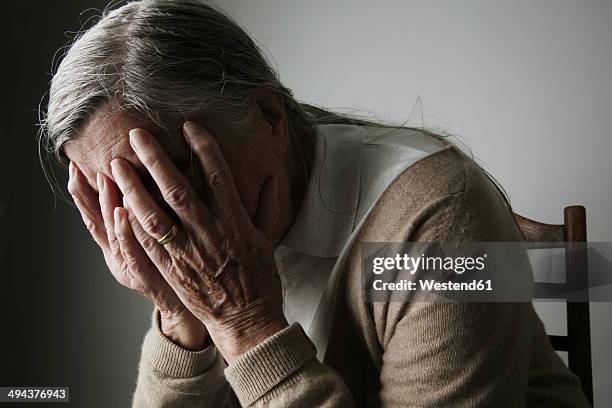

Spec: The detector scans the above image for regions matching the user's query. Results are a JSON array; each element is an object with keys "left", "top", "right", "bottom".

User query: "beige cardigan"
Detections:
[{"left": 133, "top": 146, "right": 590, "bottom": 407}]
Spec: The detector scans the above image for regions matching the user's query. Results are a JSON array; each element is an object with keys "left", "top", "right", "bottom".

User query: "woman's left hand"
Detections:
[{"left": 110, "top": 121, "right": 287, "bottom": 362}]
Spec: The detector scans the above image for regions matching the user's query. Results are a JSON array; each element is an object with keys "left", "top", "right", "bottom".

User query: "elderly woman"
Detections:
[{"left": 43, "top": 1, "right": 589, "bottom": 407}]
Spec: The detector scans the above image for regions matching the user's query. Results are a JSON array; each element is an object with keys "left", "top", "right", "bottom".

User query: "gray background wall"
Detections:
[{"left": 2, "top": 0, "right": 610, "bottom": 407}]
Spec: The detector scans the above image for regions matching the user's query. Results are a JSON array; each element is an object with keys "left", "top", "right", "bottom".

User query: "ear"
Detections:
[{"left": 250, "top": 87, "right": 290, "bottom": 155}]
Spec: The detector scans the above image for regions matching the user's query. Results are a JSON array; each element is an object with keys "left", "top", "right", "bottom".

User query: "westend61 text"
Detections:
[{"left": 372, "top": 279, "right": 493, "bottom": 292}]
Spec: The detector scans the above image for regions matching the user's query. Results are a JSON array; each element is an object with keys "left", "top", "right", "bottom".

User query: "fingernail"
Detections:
[
  {"left": 183, "top": 121, "right": 200, "bottom": 139},
  {"left": 114, "top": 207, "right": 123, "bottom": 226},
  {"left": 110, "top": 159, "right": 127, "bottom": 177},
  {"left": 129, "top": 129, "right": 148, "bottom": 150},
  {"left": 96, "top": 172, "right": 105, "bottom": 192}
]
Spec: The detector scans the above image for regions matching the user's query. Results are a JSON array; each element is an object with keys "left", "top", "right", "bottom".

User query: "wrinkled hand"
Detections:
[
  {"left": 68, "top": 157, "right": 207, "bottom": 351},
  {"left": 106, "top": 121, "right": 287, "bottom": 362}
]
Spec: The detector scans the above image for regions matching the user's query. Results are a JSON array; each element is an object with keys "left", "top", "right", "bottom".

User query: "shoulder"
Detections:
[
  {"left": 355, "top": 145, "right": 467, "bottom": 243},
  {"left": 357, "top": 144, "right": 521, "bottom": 243},
  {"left": 390, "top": 144, "right": 469, "bottom": 199}
]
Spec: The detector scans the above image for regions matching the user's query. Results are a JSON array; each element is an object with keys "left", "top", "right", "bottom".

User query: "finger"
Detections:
[
  {"left": 122, "top": 198, "right": 172, "bottom": 272},
  {"left": 114, "top": 207, "right": 154, "bottom": 292},
  {"left": 182, "top": 121, "right": 246, "bottom": 221},
  {"left": 252, "top": 176, "right": 280, "bottom": 242},
  {"left": 97, "top": 172, "right": 123, "bottom": 260},
  {"left": 72, "top": 195, "right": 109, "bottom": 251},
  {"left": 68, "top": 161, "right": 109, "bottom": 251},
  {"left": 110, "top": 158, "right": 181, "bottom": 247},
  {"left": 128, "top": 128, "right": 208, "bottom": 221},
  {"left": 116, "top": 206, "right": 185, "bottom": 312}
]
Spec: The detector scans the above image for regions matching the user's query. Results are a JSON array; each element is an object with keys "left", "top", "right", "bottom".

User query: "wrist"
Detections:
[
  {"left": 208, "top": 306, "right": 288, "bottom": 363},
  {"left": 159, "top": 308, "right": 210, "bottom": 351}
]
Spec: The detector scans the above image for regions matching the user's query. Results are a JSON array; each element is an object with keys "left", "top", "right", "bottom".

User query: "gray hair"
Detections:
[{"left": 41, "top": 0, "right": 332, "bottom": 164}]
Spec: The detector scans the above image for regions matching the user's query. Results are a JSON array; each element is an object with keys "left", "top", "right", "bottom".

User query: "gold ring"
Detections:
[{"left": 157, "top": 224, "right": 179, "bottom": 245}]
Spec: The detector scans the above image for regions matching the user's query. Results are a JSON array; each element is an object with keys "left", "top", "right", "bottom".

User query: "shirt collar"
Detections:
[{"left": 280, "top": 124, "right": 365, "bottom": 258}]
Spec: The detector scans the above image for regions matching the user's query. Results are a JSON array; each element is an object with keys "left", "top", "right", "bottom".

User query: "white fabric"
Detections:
[{"left": 275, "top": 123, "right": 446, "bottom": 359}]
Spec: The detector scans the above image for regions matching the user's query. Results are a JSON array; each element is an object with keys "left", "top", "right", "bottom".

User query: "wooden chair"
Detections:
[{"left": 514, "top": 206, "right": 593, "bottom": 405}]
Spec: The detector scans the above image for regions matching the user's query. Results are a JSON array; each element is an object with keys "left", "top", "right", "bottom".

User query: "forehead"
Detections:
[{"left": 64, "top": 105, "right": 186, "bottom": 181}]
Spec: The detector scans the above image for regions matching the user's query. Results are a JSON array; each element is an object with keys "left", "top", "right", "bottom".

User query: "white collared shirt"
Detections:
[{"left": 275, "top": 123, "right": 446, "bottom": 360}]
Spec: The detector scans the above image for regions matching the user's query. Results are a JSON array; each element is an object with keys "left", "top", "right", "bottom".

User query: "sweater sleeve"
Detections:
[
  {"left": 224, "top": 323, "right": 353, "bottom": 407},
  {"left": 132, "top": 310, "right": 237, "bottom": 408},
  {"left": 133, "top": 312, "right": 353, "bottom": 408}
]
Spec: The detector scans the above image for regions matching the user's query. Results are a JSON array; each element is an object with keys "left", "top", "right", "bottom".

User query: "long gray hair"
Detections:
[
  {"left": 39, "top": 0, "right": 510, "bottom": 207},
  {"left": 41, "top": 0, "right": 383, "bottom": 163}
]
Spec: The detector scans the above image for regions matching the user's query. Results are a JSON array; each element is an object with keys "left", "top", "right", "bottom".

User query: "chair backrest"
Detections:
[{"left": 513, "top": 206, "right": 593, "bottom": 405}]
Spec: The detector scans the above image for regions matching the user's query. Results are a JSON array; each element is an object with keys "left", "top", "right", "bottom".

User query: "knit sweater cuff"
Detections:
[
  {"left": 141, "top": 309, "right": 219, "bottom": 378},
  {"left": 224, "top": 323, "right": 316, "bottom": 406}
]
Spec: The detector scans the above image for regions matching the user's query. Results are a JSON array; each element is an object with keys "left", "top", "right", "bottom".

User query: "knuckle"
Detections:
[
  {"left": 110, "top": 243, "right": 123, "bottom": 261},
  {"left": 115, "top": 230, "right": 130, "bottom": 246},
  {"left": 139, "top": 149, "right": 156, "bottom": 166},
  {"left": 123, "top": 251, "right": 140, "bottom": 272},
  {"left": 84, "top": 218, "right": 97, "bottom": 234},
  {"left": 141, "top": 235, "right": 158, "bottom": 252},
  {"left": 143, "top": 154, "right": 163, "bottom": 174},
  {"left": 164, "top": 184, "right": 191, "bottom": 209},
  {"left": 141, "top": 211, "right": 166, "bottom": 237},
  {"left": 208, "top": 170, "right": 226, "bottom": 189},
  {"left": 218, "top": 210, "right": 235, "bottom": 225}
]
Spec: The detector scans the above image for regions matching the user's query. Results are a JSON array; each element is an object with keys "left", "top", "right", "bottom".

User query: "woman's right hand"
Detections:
[{"left": 67, "top": 160, "right": 208, "bottom": 351}]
